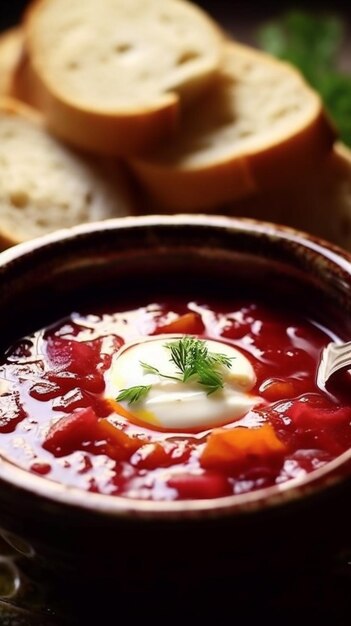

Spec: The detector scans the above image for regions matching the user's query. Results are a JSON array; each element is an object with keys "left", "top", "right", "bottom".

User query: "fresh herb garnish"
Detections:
[
  {"left": 116, "top": 385, "right": 151, "bottom": 405},
  {"left": 257, "top": 11, "right": 351, "bottom": 147},
  {"left": 116, "top": 337, "right": 234, "bottom": 405},
  {"left": 164, "top": 336, "right": 233, "bottom": 392},
  {"left": 139, "top": 361, "right": 179, "bottom": 382}
]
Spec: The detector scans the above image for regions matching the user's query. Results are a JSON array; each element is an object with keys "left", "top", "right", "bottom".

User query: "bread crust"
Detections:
[
  {"left": 0, "top": 26, "right": 42, "bottom": 110},
  {"left": 0, "top": 95, "right": 42, "bottom": 123},
  {"left": 130, "top": 42, "right": 336, "bottom": 211},
  {"left": 224, "top": 142, "right": 351, "bottom": 251},
  {"left": 23, "top": 0, "right": 225, "bottom": 155},
  {"left": 0, "top": 27, "right": 24, "bottom": 97},
  {"left": 17, "top": 56, "right": 180, "bottom": 155}
]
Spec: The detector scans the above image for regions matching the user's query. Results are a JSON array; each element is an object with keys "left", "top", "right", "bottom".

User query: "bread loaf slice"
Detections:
[
  {"left": 23, "top": 0, "right": 225, "bottom": 155},
  {"left": 0, "top": 28, "right": 24, "bottom": 97},
  {"left": 230, "top": 142, "right": 351, "bottom": 251},
  {"left": 0, "top": 98, "right": 133, "bottom": 249},
  {"left": 130, "top": 42, "right": 336, "bottom": 212}
]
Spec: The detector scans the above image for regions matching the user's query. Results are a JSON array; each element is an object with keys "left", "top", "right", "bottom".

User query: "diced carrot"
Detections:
[
  {"left": 108, "top": 399, "right": 162, "bottom": 429},
  {"left": 131, "top": 442, "right": 171, "bottom": 469},
  {"left": 98, "top": 418, "right": 147, "bottom": 455},
  {"left": 107, "top": 399, "right": 138, "bottom": 422},
  {"left": 260, "top": 378, "right": 296, "bottom": 401},
  {"left": 200, "top": 422, "right": 286, "bottom": 472},
  {"left": 156, "top": 312, "right": 204, "bottom": 335}
]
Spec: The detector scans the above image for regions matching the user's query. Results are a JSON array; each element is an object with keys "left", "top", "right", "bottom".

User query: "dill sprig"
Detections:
[
  {"left": 139, "top": 361, "right": 179, "bottom": 382},
  {"left": 116, "top": 385, "right": 151, "bottom": 404},
  {"left": 164, "top": 337, "right": 233, "bottom": 392},
  {"left": 116, "top": 337, "right": 234, "bottom": 405}
]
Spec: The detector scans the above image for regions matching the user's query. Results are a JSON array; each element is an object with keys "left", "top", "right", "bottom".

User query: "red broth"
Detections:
[{"left": 0, "top": 299, "right": 350, "bottom": 501}]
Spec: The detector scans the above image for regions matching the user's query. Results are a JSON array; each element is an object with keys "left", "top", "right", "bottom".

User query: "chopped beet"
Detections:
[
  {"left": 52, "top": 387, "right": 110, "bottom": 417},
  {"left": 30, "top": 462, "right": 52, "bottom": 475},
  {"left": 287, "top": 403, "right": 351, "bottom": 455},
  {"left": 167, "top": 472, "right": 232, "bottom": 499},
  {"left": 43, "top": 407, "right": 99, "bottom": 456},
  {"left": 30, "top": 381, "right": 61, "bottom": 401},
  {"left": 131, "top": 441, "right": 191, "bottom": 470},
  {"left": 46, "top": 371, "right": 79, "bottom": 394},
  {"left": 47, "top": 370, "right": 105, "bottom": 394},
  {"left": 46, "top": 337, "right": 101, "bottom": 376},
  {"left": 80, "top": 373, "right": 105, "bottom": 394},
  {"left": 289, "top": 403, "right": 351, "bottom": 429}
]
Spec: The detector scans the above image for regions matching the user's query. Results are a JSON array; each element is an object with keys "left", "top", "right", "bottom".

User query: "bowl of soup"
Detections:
[{"left": 0, "top": 214, "right": 350, "bottom": 589}]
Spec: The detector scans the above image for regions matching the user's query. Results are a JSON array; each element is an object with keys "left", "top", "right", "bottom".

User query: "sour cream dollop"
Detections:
[{"left": 105, "top": 337, "right": 258, "bottom": 431}]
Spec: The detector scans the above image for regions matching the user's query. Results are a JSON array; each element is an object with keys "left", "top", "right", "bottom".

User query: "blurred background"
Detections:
[
  {"left": 1, "top": 1, "right": 350, "bottom": 37},
  {"left": 1, "top": 1, "right": 350, "bottom": 33}
]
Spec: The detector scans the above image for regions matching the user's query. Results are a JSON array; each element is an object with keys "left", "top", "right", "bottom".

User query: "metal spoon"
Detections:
[{"left": 317, "top": 341, "right": 351, "bottom": 390}]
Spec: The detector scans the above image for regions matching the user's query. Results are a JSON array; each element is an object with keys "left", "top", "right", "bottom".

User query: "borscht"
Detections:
[{"left": 0, "top": 298, "right": 350, "bottom": 501}]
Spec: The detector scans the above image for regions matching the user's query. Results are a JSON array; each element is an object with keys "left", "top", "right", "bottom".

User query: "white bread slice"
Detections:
[
  {"left": 0, "top": 98, "right": 133, "bottom": 250},
  {"left": 0, "top": 28, "right": 24, "bottom": 97},
  {"left": 230, "top": 142, "right": 351, "bottom": 251},
  {"left": 23, "top": 0, "right": 225, "bottom": 155},
  {"left": 130, "top": 42, "right": 336, "bottom": 212}
]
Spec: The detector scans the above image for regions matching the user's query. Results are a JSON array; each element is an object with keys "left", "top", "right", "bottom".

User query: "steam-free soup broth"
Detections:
[{"left": 1, "top": 298, "right": 350, "bottom": 501}]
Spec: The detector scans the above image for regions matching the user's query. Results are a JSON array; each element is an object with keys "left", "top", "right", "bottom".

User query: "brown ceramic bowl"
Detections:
[{"left": 0, "top": 215, "right": 350, "bottom": 594}]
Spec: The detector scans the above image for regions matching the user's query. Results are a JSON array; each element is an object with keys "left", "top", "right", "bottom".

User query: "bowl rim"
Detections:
[
  {"left": 2, "top": 213, "right": 351, "bottom": 271},
  {"left": 1, "top": 213, "right": 351, "bottom": 520}
]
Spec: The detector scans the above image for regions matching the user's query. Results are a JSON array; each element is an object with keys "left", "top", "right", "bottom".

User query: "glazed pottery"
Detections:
[{"left": 0, "top": 215, "right": 350, "bottom": 590}]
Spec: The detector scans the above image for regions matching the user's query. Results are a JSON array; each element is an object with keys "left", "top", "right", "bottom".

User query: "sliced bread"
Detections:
[
  {"left": 130, "top": 42, "right": 336, "bottom": 212},
  {"left": 0, "top": 98, "right": 133, "bottom": 249},
  {"left": 230, "top": 142, "right": 351, "bottom": 251},
  {"left": 23, "top": 0, "right": 225, "bottom": 155}
]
